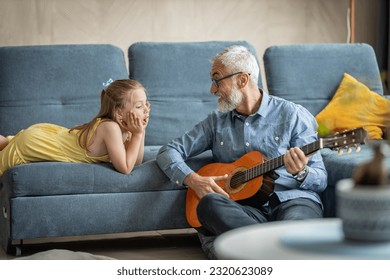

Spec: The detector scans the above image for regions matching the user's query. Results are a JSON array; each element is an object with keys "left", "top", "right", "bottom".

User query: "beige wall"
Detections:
[{"left": 0, "top": 0, "right": 379, "bottom": 84}]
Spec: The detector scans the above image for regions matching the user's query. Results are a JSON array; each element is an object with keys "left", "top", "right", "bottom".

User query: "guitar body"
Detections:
[
  {"left": 185, "top": 127, "right": 367, "bottom": 228},
  {"left": 186, "top": 150, "right": 265, "bottom": 228}
]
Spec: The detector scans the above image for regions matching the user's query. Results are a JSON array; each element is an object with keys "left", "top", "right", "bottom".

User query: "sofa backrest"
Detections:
[
  {"left": 128, "top": 41, "right": 261, "bottom": 146},
  {"left": 263, "top": 43, "right": 383, "bottom": 116},
  {"left": 0, "top": 44, "right": 128, "bottom": 136}
]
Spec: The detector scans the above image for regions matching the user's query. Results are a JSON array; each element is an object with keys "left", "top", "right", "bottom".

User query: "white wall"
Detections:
[{"left": 0, "top": 0, "right": 379, "bottom": 85}]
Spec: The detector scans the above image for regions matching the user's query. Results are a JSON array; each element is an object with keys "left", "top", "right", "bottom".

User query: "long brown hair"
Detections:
[{"left": 70, "top": 79, "right": 147, "bottom": 149}]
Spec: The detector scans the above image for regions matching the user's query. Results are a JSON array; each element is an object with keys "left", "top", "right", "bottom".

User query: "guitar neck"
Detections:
[
  {"left": 229, "top": 127, "right": 366, "bottom": 188},
  {"left": 247, "top": 139, "right": 321, "bottom": 181}
]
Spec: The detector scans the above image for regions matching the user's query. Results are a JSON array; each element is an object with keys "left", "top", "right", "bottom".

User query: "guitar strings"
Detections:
[{"left": 229, "top": 141, "right": 322, "bottom": 188}]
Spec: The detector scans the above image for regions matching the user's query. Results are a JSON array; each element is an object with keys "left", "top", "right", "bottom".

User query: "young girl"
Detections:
[{"left": 0, "top": 79, "right": 150, "bottom": 176}]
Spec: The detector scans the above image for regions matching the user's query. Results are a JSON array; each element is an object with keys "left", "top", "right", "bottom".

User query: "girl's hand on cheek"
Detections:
[
  {"left": 119, "top": 117, "right": 128, "bottom": 132},
  {"left": 127, "top": 111, "right": 144, "bottom": 135}
]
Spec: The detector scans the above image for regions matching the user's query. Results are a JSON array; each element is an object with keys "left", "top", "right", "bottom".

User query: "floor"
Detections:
[{"left": 0, "top": 228, "right": 207, "bottom": 260}]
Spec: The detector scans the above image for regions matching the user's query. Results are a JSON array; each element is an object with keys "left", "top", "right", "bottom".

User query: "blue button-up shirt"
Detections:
[{"left": 157, "top": 92, "right": 327, "bottom": 206}]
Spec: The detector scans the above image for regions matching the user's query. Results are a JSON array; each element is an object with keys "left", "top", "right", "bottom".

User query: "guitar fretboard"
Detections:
[{"left": 230, "top": 140, "right": 321, "bottom": 187}]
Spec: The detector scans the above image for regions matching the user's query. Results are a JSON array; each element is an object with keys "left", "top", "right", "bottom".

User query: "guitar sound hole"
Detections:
[{"left": 230, "top": 172, "right": 245, "bottom": 188}]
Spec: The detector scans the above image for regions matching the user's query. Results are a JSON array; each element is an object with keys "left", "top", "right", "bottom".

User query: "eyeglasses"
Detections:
[{"left": 211, "top": 72, "right": 243, "bottom": 88}]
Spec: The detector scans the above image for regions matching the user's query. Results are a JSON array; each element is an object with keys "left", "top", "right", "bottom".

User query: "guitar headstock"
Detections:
[{"left": 321, "top": 127, "right": 367, "bottom": 154}]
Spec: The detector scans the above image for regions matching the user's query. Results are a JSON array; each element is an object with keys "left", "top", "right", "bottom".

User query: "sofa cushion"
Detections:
[
  {"left": 0, "top": 44, "right": 128, "bottom": 136},
  {"left": 320, "top": 142, "right": 390, "bottom": 187},
  {"left": 316, "top": 73, "right": 390, "bottom": 139},
  {"left": 128, "top": 41, "right": 261, "bottom": 146},
  {"left": 263, "top": 43, "right": 383, "bottom": 116},
  {"left": 143, "top": 145, "right": 164, "bottom": 162},
  {"left": 1, "top": 151, "right": 214, "bottom": 197}
]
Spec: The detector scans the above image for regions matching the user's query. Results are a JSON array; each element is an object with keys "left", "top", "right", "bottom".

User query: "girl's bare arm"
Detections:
[{"left": 102, "top": 114, "right": 144, "bottom": 174}]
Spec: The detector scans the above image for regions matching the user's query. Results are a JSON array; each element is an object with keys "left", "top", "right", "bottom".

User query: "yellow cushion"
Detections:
[{"left": 316, "top": 73, "right": 390, "bottom": 139}]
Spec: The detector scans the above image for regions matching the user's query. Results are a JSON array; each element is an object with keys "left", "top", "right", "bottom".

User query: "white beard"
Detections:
[{"left": 217, "top": 84, "right": 243, "bottom": 113}]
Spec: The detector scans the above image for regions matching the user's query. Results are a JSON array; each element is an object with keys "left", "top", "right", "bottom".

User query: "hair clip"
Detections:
[{"left": 102, "top": 78, "right": 113, "bottom": 88}]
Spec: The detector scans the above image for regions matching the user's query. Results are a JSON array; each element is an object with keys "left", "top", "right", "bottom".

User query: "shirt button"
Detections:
[
  {"left": 220, "top": 141, "right": 224, "bottom": 146},
  {"left": 246, "top": 142, "right": 250, "bottom": 147},
  {"left": 245, "top": 122, "right": 249, "bottom": 126},
  {"left": 275, "top": 136, "right": 279, "bottom": 141},
  {"left": 176, "top": 180, "right": 179, "bottom": 185}
]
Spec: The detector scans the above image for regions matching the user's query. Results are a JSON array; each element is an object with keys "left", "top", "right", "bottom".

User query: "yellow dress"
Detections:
[{"left": 0, "top": 118, "right": 110, "bottom": 176}]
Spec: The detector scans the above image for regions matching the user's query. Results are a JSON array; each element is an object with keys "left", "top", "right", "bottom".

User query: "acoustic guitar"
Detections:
[{"left": 186, "top": 127, "right": 367, "bottom": 228}]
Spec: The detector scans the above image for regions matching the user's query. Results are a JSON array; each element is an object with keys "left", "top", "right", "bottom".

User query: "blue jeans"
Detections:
[{"left": 197, "top": 193, "right": 323, "bottom": 236}]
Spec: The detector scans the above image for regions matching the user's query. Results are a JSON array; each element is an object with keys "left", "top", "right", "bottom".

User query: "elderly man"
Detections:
[{"left": 157, "top": 45, "right": 327, "bottom": 259}]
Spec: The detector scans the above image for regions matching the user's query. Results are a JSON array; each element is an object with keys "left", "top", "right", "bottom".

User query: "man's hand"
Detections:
[
  {"left": 184, "top": 172, "right": 229, "bottom": 199},
  {"left": 284, "top": 147, "right": 308, "bottom": 175}
]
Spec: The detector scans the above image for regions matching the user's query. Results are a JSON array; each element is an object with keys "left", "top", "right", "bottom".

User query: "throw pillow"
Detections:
[{"left": 316, "top": 73, "right": 390, "bottom": 139}]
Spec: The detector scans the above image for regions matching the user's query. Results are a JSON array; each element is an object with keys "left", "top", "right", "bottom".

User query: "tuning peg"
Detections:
[
  {"left": 346, "top": 147, "right": 352, "bottom": 154},
  {"left": 337, "top": 149, "right": 343, "bottom": 155},
  {"left": 355, "top": 144, "right": 361, "bottom": 153}
]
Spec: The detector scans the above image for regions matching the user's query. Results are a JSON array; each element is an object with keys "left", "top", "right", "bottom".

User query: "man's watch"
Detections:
[{"left": 294, "top": 165, "right": 309, "bottom": 182}]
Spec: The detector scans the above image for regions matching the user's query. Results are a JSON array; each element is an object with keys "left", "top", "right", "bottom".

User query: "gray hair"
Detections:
[{"left": 211, "top": 45, "right": 259, "bottom": 86}]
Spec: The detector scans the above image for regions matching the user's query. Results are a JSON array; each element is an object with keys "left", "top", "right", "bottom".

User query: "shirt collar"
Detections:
[
  {"left": 257, "top": 89, "right": 270, "bottom": 118},
  {"left": 232, "top": 88, "right": 269, "bottom": 119}
]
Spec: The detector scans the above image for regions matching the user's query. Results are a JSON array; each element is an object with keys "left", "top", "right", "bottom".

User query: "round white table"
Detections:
[{"left": 214, "top": 218, "right": 390, "bottom": 259}]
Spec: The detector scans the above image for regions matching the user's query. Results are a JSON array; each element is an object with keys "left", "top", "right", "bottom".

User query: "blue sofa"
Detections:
[
  {"left": 0, "top": 41, "right": 257, "bottom": 254},
  {"left": 1, "top": 41, "right": 388, "bottom": 255}
]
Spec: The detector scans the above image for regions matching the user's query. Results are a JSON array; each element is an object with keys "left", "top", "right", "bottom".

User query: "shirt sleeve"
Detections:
[
  {"left": 290, "top": 105, "right": 328, "bottom": 193},
  {"left": 156, "top": 115, "right": 214, "bottom": 186}
]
